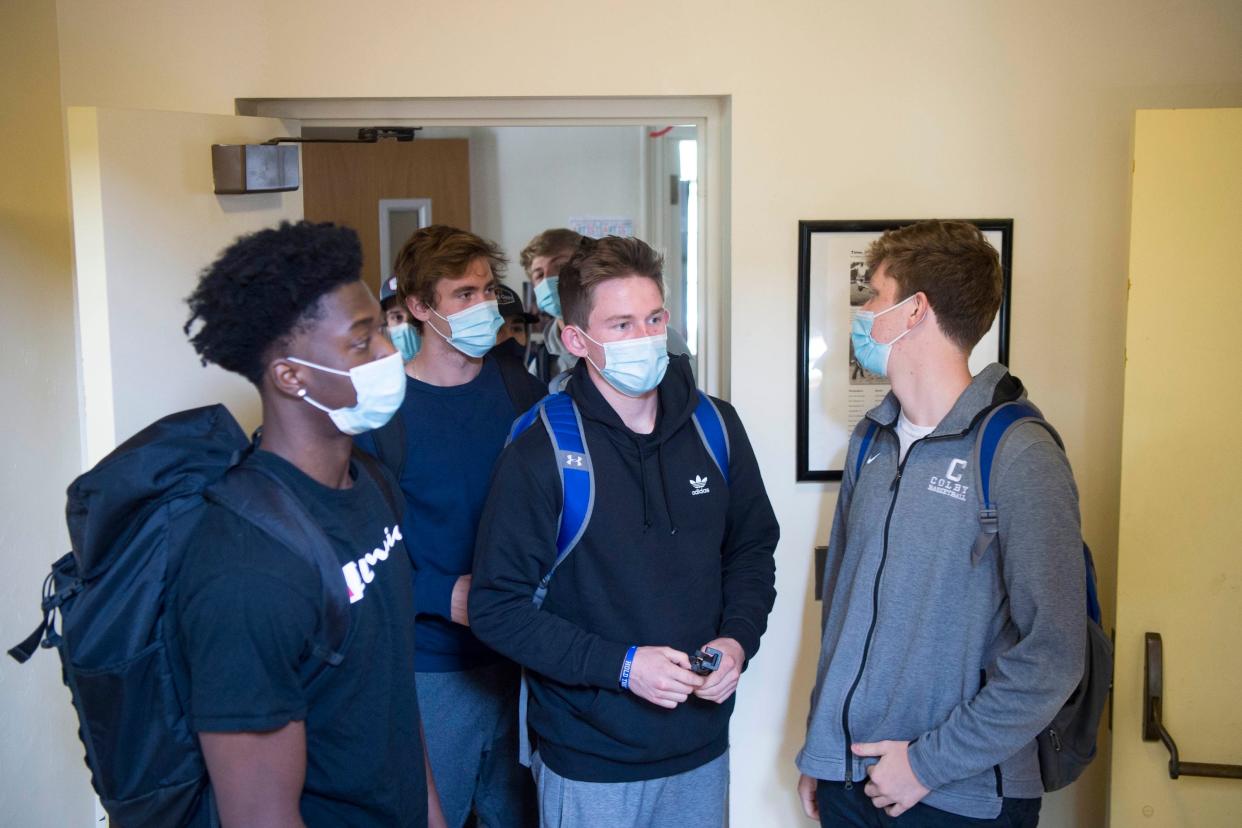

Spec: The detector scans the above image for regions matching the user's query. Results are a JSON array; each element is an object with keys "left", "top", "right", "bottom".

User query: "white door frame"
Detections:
[
  {"left": 237, "top": 96, "right": 732, "bottom": 397},
  {"left": 377, "top": 197, "right": 433, "bottom": 282}
]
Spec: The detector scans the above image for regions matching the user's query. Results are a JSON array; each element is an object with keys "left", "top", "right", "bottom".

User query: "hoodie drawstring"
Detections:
[
  {"left": 657, "top": 443, "right": 678, "bottom": 536},
  {"left": 635, "top": 440, "right": 677, "bottom": 535},
  {"left": 637, "top": 442, "right": 652, "bottom": 531}
]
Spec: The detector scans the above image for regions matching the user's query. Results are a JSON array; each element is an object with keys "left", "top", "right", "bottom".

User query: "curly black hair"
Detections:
[{"left": 184, "top": 221, "right": 363, "bottom": 385}]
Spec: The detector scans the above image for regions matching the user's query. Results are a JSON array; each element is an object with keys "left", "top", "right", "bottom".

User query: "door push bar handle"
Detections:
[{"left": 1143, "top": 632, "right": 1242, "bottom": 780}]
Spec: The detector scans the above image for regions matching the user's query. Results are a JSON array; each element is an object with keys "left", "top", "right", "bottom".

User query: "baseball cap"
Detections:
[
  {"left": 495, "top": 284, "right": 539, "bottom": 324},
  {"left": 380, "top": 274, "right": 400, "bottom": 303}
]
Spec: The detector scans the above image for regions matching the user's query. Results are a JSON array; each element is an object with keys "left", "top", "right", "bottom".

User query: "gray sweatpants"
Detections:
[
  {"left": 531, "top": 750, "right": 728, "bottom": 828},
  {"left": 417, "top": 661, "right": 538, "bottom": 828}
]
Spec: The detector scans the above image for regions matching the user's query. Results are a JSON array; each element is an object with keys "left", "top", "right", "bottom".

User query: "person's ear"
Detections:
[
  {"left": 406, "top": 294, "right": 433, "bottom": 324},
  {"left": 268, "top": 357, "right": 307, "bottom": 399},
  {"left": 561, "top": 323, "right": 591, "bottom": 359},
  {"left": 908, "top": 292, "right": 930, "bottom": 329}
]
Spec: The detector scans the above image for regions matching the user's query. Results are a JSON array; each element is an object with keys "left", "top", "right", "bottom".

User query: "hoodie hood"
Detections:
[
  {"left": 865, "top": 363, "right": 1026, "bottom": 436},
  {"left": 565, "top": 352, "right": 699, "bottom": 533}
]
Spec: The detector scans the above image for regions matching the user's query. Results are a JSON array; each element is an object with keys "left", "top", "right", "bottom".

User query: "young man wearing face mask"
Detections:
[
  {"left": 177, "top": 221, "right": 445, "bottom": 827},
  {"left": 382, "top": 273, "right": 421, "bottom": 362},
  {"left": 796, "top": 220, "right": 1085, "bottom": 827},
  {"left": 522, "top": 228, "right": 696, "bottom": 387},
  {"left": 521, "top": 227, "right": 583, "bottom": 383},
  {"left": 470, "top": 236, "right": 780, "bottom": 827},
  {"left": 493, "top": 282, "right": 540, "bottom": 366},
  {"left": 355, "top": 225, "right": 543, "bottom": 828}
]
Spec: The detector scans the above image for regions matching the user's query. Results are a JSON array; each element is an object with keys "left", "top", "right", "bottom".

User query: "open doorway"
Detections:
[
  {"left": 297, "top": 122, "right": 701, "bottom": 365},
  {"left": 237, "top": 96, "right": 730, "bottom": 394}
]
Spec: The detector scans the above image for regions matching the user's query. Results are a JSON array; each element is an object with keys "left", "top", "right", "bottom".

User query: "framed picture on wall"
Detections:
[{"left": 796, "top": 219, "right": 1012, "bottom": 482}]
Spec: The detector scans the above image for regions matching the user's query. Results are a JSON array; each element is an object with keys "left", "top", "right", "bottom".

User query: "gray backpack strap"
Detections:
[{"left": 518, "top": 668, "right": 533, "bottom": 767}]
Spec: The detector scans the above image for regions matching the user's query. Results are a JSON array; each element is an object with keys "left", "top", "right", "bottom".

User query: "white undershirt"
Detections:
[{"left": 896, "top": 411, "right": 936, "bottom": 463}]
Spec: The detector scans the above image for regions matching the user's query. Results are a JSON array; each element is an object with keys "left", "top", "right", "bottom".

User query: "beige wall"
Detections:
[
  {"left": 0, "top": 3, "right": 95, "bottom": 826},
  {"left": 4, "top": 1, "right": 1240, "bottom": 825},
  {"left": 68, "top": 107, "right": 303, "bottom": 457}
]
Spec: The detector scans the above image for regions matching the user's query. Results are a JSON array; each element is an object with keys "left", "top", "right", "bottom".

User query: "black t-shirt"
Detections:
[{"left": 173, "top": 449, "right": 426, "bottom": 828}]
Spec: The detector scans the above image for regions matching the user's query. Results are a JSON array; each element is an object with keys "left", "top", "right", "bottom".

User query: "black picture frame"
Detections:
[{"left": 796, "top": 219, "right": 1013, "bottom": 482}]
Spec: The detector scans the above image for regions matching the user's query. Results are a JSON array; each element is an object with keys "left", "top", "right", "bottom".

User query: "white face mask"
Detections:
[
  {"left": 575, "top": 329, "right": 670, "bottom": 397},
  {"left": 287, "top": 351, "right": 407, "bottom": 435}
]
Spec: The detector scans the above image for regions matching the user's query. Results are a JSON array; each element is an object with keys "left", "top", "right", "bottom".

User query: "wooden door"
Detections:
[
  {"left": 1109, "top": 108, "right": 1242, "bottom": 826},
  {"left": 302, "top": 139, "right": 471, "bottom": 290}
]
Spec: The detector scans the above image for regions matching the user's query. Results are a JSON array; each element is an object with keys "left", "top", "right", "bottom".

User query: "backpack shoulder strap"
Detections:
[
  {"left": 972, "top": 401, "right": 1101, "bottom": 621},
  {"left": 507, "top": 393, "right": 594, "bottom": 609},
  {"left": 508, "top": 393, "right": 552, "bottom": 446},
  {"left": 492, "top": 348, "right": 546, "bottom": 414},
  {"left": 206, "top": 464, "right": 349, "bottom": 666},
  {"left": 534, "top": 393, "right": 594, "bottom": 609},
  {"left": 690, "top": 391, "right": 731, "bottom": 486},
  {"left": 853, "top": 420, "right": 881, "bottom": 482},
  {"left": 352, "top": 448, "right": 401, "bottom": 521},
  {"left": 971, "top": 400, "right": 1064, "bottom": 564},
  {"left": 368, "top": 413, "right": 407, "bottom": 484}
]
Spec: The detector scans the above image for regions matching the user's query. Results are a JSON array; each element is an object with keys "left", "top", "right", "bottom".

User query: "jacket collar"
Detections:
[{"left": 865, "top": 363, "right": 1026, "bottom": 437}]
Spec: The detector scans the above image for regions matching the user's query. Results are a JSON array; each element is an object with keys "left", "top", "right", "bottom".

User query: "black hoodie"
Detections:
[{"left": 469, "top": 354, "right": 779, "bottom": 782}]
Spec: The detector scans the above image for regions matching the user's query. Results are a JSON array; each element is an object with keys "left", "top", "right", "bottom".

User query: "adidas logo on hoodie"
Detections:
[{"left": 690, "top": 475, "right": 711, "bottom": 496}]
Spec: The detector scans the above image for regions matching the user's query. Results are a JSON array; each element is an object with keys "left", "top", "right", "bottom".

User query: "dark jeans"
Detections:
[{"left": 817, "top": 780, "right": 1041, "bottom": 828}]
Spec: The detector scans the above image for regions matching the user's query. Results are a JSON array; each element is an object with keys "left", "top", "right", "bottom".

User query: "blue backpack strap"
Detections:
[
  {"left": 970, "top": 400, "right": 1062, "bottom": 564},
  {"left": 508, "top": 393, "right": 551, "bottom": 446},
  {"left": 853, "top": 420, "right": 880, "bottom": 481},
  {"left": 506, "top": 391, "right": 594, "bottom": 765},
  {"left": 690, "top": 391, "right": 731, "bottom": 487},
  {"left": 1082, "top": 543, "right": 1102, "bottom": 625},
  {"left": 534, "top": 393, "right": 594, "bottom": 609},
  {"left": 971, "top": 401, "right": 1099, "bottom": 620}
]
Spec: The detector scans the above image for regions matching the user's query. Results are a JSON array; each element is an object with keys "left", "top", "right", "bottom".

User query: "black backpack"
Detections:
[
  {"left": 369, "top": 346, "right": 545, "bottom": 479},
  {"left": 7, "top": 405, "right": 397, "bottom": 826}
]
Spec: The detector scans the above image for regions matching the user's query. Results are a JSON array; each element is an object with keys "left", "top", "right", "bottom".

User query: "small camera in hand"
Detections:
[{"left": 689, "top": 646, "right": 722, "bottom": 676}]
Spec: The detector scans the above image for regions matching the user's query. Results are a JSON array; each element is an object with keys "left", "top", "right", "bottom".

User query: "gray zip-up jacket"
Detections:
[{"left": 797, "top": 364, "right": 1085, "bottom": 819}]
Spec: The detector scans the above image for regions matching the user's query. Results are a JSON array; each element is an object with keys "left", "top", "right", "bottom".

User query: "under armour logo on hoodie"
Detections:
[{"left": 690, "top": 475, "right": 711, "bottom": 496}]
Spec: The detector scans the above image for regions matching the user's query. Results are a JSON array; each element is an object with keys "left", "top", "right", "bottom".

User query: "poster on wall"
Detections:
[
  {"left": 796, "top": 219, "right": 1012, "bottom": 482},
  {"left": 569, "top": 216, "right": 634, "bottom": 238}
]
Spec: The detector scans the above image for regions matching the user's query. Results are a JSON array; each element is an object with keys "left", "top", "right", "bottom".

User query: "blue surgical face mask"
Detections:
[
  {"left": 429, "top": 299, "right": 503, "bottom": 358},
  {"left": 386, "top": 322, "right": 420, "bottom": 362},
  {"left": 534, "top": 276, "right": 562, "bottom": 318},
  {"left": 576, "top": 329, "right": 669, "bottom": 397},
  {"left": 850, "top": 294, "right": 920, "bottom": 377},
  {"left": 287, "top": 351, "right": 407, "bottom": 435}
]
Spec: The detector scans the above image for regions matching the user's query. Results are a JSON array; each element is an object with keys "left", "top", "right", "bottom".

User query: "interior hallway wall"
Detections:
[
  {"left": 11, "top": 1, "right": 1242, "bottom": 825},
  {"left": 466, "top": 126, "right": 647, "bottom": 282},
  {"left": 0, "top": 3, "right": 96, "bottom": 826}
]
